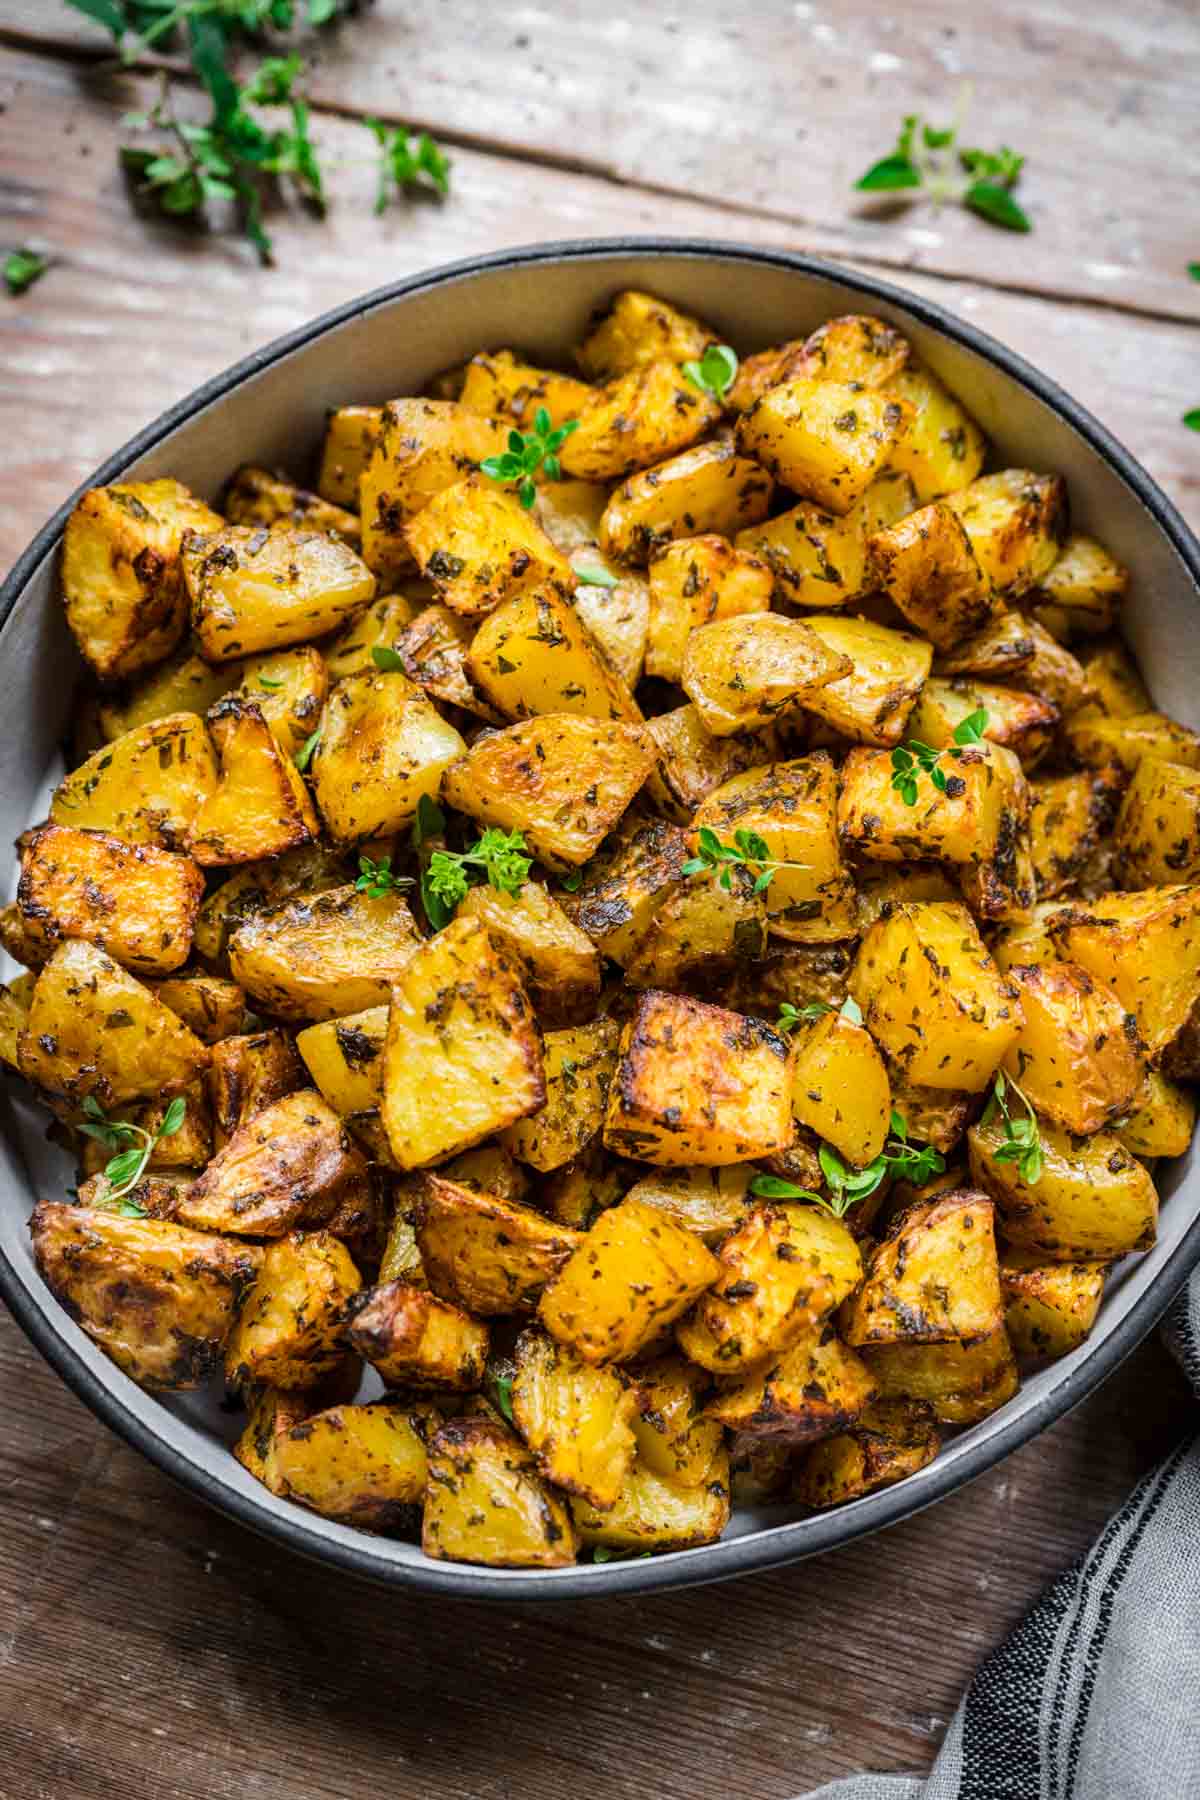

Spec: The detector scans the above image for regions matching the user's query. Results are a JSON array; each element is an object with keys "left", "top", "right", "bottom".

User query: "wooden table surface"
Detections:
[{"left": 0, "top": 6, "right": 1197, "bottom": 1795}]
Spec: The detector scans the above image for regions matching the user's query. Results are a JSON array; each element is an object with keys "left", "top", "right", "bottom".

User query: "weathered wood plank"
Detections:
[
  {"left": 0, "top": 48, "right": 1196, "bottom": 575},
  {"left": 2, "top": 0, "right": 1198, "bottom": 321}
]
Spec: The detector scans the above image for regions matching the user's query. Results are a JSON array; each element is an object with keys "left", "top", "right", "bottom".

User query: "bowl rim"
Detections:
[{"left": 3, "top": 234, "right": 1200, "bottom": 1602}]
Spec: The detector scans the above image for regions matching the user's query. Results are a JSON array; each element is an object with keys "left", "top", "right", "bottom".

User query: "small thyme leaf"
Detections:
[
  {"left": 294, "top": 728, "right": 322, "bottom": 772},
  {"left": 355, "top": 854, "right": 414, "bottom": 899},
  {"left": 681, "top": 343, "right": 739, "bottom": 402},
  {"left": 371, "top": 645, "right": 407, "bottom": 672},
  {"left": 4, "top": 248, "right": 50, "bottom": 295},
  {"left": 367, "top": 118, "right": 451, "bottom": 212},
  {"left": 574, "top": 563, "right": 620, "bottom": 589}
]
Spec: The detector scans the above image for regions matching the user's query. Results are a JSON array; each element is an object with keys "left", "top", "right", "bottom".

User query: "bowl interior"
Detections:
[{"left": 2, "top": 242, "right": 1198, "bottom": 1597}]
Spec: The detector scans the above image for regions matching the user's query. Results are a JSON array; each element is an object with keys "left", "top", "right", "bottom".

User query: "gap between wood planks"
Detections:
[{"left": 0, "top": 20, "right": 1193, "bottom": 334}]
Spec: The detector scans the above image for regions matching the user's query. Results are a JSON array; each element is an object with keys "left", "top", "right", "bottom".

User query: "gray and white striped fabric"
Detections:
[{"left": 803, "top": 1272, "right": 1200, "bottom": 1800}]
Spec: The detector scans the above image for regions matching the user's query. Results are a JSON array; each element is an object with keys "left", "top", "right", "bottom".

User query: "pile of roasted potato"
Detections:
[{"left": 8, "top": 287, "right": 1199, "bottom": 1568}]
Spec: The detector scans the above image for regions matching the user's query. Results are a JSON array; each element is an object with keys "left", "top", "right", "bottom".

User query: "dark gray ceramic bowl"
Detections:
[{"left": 2, "top": 239, "right": 1199, "bottom": 1599}]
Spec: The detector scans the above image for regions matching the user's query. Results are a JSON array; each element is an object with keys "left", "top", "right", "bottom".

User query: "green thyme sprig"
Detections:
[
  {"left": 422, "top": 827, "right": 532, "bottom": 929},
  {"left": 749, "top": 1111, "right": 945, "bottom": 1220},
  {"left": 481, "top": 407, "right": 579, "bottom": 510},
  {"left": 4, "top": 249, "right": 50, "bottom": 295},
  {"left": 890, "top": 706, "right": 988, "bottom": 806},
  {"left": 681, "top": 343, "right": 738, "bottom": 402},
  {"left": 775, "top": 995, "right": 862, "bottom": 1035},
  {"left": 682, "top": 826, "right": 809, "bottom": 896},
  {"left": 367, "top": 118, "right": 450, "bottom": 211},
  {"left": 981, "top": 1069, "right": 1044, "bottom": 1184},
  {"left": 355, "top": 853, "right": 413, "bottom": 899},
  {"left": 79, "top": 1093, "right": 187, "bottom": 1211},
  {"left": 855, "top": 95, "right": 1031, "bottom": 233}
]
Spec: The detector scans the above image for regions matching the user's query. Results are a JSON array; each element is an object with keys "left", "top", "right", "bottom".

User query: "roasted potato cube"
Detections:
[
  {"left": 381, "top": 915, "right": 544, "bottom": 1169},
  {"left": 0, "top": 975, "right": 32, "bottom": 1071},
  {"left": 644, "top": 705, "right": 781, "bottom": 817},
  {"left": 393, "top": 603, "right": 502, "bottom": 721},
  {"left": 466, "top": 586, "right": 640, "bottom": 724},
  {"left": 622, "top": 1165, "right": 752, "bottom": 1244},
  {"left": 678, "top": 1203, "right": 861, "bottom": 1373},
  {"left": 186, "top": 698, "right": 318, "bottom": 866},
  {"left": 52, "top": 712, "right": 217, "bottom": 851},
  {"left": 457, "top": 880, "right": 601, "bottom": 1025},
  {"left": 296, "top": 1004, "right": 388, "bottom": 1115},
  {"left": 790, "top": 1010, "right": 891, "bottom": 1165},
  {"left": 501, "top": 1019, "right": 620, "bottom": 1172},
  {"left": 571, "top": 1447, "right": 730, "bottom": 1554},
  {"left": 838, "top": 742, "right": 1028, "bottom": 874},
  {"left": 16, "top": 823, "right": 203, "bottom": 977},
  {"left": 312, "top": 668, "right": 465, "bottom": 843},
  {"left": 1000, "top": 1248, "right": 1107, "bottom": 1361},
  {"left": 230, "top": 883, "right": 421, "bottom": 1023},
  {"left": 323, "top": 590, "right": 420, "bottom": 682},
  {"left": 908, "top": 677, "right": 1058, "bottom": 769},
  {"left": 348, "top": 1278, "right": 488, "bottom": 1390},
  {"left": 533, "top": 478, "right": 609, "bottom": 555},
  {"left": 886, "top": 363, "right": 986, "bottom": 502},
  {"left": 192, "top": 841, "right": 351, "bottom": 967},
  {"left": 801, "top": 615, "right": 932, "bottom": 749},
  {"left": 273, "top": 1400, "right": 430, "bottom": 1529},
  {"left": 405, "top": 473, "right": 573, "bottom": 617},
  {"left": 860, "top": 1327, "right": 1018, "bottom": 1425},
  {"left": 1030, "top": 770, "right": 1118, "bottom": 898},
  {"left": 735, "top": 470, "right": 916, "bottom": 612},
  {"left": 568, "top": 556, "right": 650, "bottom": 689},
  {"left": 1063, "top": 710, "right": 1200, "bottom": 777},
  {"left": 1114, "top": 759, "right": 1200, "bottom": 886},
  {"left": 842, "top": 1190, "right": 1002, "bottom": 1347},
  {"left": 318, "top": 403, "right": 383, "bottom": 508},
  {"left": 224, "top": 465, "right": 361, "bottom": 547},
  {"left": 560, "top": 360, "right": 722, "bottom": 482},
  {"left": 944, "top": 470, "right": 1068, "bottom": 597},
  {"left": 1050, "top": 885, "right": 1200, "bottom": 1061},
  {"left": 681, "top": 613, "right": 852, "bottom": 737},
  {"left": 184, "top": 525, "right": 374, "bottom": 662},
  {"left": 226, "top": 1231, "right": 361, "bottom": 1390},
  {"left": 18, "top": 939, "right": 209, "bottom": 1110},
  {"left": 794, "top": 1398, "right": 940, "bottom": 1508},
  {"left": 539, "top": 1195, "right": 719, "bottom": 1364},
  {"left": 1002, "top": 961, "right": 1142, "bottom": 1135},
  {"left": 968, "top": 1115, "right": 1156, "bottom": 1260},
  {"left": 1117, "top": 1069, "right": 1197, "bottom": 1159},
  {"left": 566, "top": 821, "right": 689, "bottom": 964},
  {"left": 31, "top": 1201, "right": 260, "bottom": 1390},
  {"left": 736, "top": 378, "right": 907, "bottom": 515},
  {"left": 63, "top": 478, "right": 223, "bottom": 681},
  {"left": 691, "top": 754, "right": 857, "bottom": 944},
  {"left": 459, "top": 348, "right": 592, "bottom": 427},
  {"left": 1028, "top": 533, "right": 1127, "bottom": 641},
  {"left": 441, "top": 716, "right": 657, "bottom": 869},
  {"left": 359, "top": 400, "right": 508, "bottom": 584},
  {"left": 623, "top": 857, "right": 766, "bottom": 988},
  {"left": 601, "top": 441, "right": 774, "bottom": 564},
  {"left": 207, "top": 1028, "right": 306, "bottom": 1149},
  {"left": 540, "top": 1146, "right": 627, "bottom": 1233},
  {"left": 604, "top": 990, "right": 795, "bottom": 1166},
  {"left": 576, "top": 289, "right": 717, "bottom": 380},
  {"left": 730, "top": 314, "right": 910, "bottom": 413},
  {"left": 629, "top": 1355, "right": 723, "bottom": 1484},
  {"left": 234, "top": 1384, "right": 321, "bottom": 1495},
  {"left": 645, "top": 535, "right": 773, "bottom": 681},
  {"left": 715, "top": 941, "right": 857, "bottom": 1020},
  {"left": 414, "top": 1175, "right": 582, "bottom": 1314},
  {"left": 510, "top": 1327, "right": 638, "bottom": 1508},
  {"left": 1077, "top": 635, "right": 1152, "bottom": 719},
  {"left": 231, "top": 646, "right": 328, "bottom": 759},
  {"left": 849, "top": 902, "right": 1021, "bottom": 1092},
  {"left": 423, "top": 1414, "right": 578, "bottom": 1568},
  {"left": 175, "top": 1089, "right": 370, "bottom": 1237},
  {"left": 868, "top": 501, "right": 996, "bottom": 650},
  {"left": 854, "top": 862, "right": 961, "bottom": 928},
  {"left": 935, "top": 610, "right": 1039, "bottom": 682},
  {"left": 1008, "top": 617, "right": 1091, "bottom": 714},
  {"left": 378, "top": 1192, "right": 427, "bottom": 1285},
  {"left": 705, "top": 1323, "right": 876, "bottom": 1443},
  {"left": 98, "top": 649, "right": 236, "bottom": 741}
]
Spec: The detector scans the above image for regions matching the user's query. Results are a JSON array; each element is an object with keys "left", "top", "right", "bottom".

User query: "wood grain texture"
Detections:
[{"left": 3, "top": 0, "right": 1199, "bottom": 322}]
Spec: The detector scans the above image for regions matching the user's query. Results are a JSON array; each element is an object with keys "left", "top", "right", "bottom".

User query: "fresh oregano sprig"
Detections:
[
  {"left": 367, "top": 118, "right": 451, "bottom": 210},
  {"left": 681, "top": 343, "right": 738, "bottom": 402},
  {"left": 79, "top": 1093, "right": 187, "bottom": 1211},
  {"left": 355, "top": 853, "right": 413, "bottom": 899},
  {"left": 682, "top": 825, "right": 809, "bottom": 896},
  {"left": 855, "top": 94, "right": 1031, "bottom": 233},
  {"left": 775, "top": 995, "right": 862, "bottom": 1035},
  {"left": 891, "top": 706, "right": 988, "bottom": 806},
  {"left": 480, "top": 407, "right": 579, "bottom": 511},
  {"left": 749, "top": 1111, "right": 945, "bottom": 1219},
  {"left": 981, "top": 1069, "right": 1044, "bottom": 1184},
  {"left": 422, "top": 827, "right": 532, "bottom": 929}
]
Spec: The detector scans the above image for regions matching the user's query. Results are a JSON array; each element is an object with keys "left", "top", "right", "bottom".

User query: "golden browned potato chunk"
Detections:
[
  {"left": 645, "top": 706, "right": 781, "bottom": 819},
  {"left": 501, "top": 1019, "right": 620, "bottom": 1172},
  {"left": 441, "top": 716, "right": 657, "bottom": 869},
  {"left": 645, "top": 535, "right": 772, "bottom": 681},
  {"left": 681, "top": 613, "right": 852, "bottom": 737},
  {"left": 860, "top": 1327, "right": 1018, "bottom": 1425},
  {"left": 423, "top": 1414, "right": 579, "bottom": 1568},
  {"left": 1077, "top": 635, "right": 1151, "bottom": 718},
  {"left": 393, "top": 603, "right": 502, "bottom": 721},
  {"left": 886, "top": 362, "right": 986, "bottom": 502},
  {"left": 968, "top": 1115, "right": 1157, "bottom": 1261},
  {"left": 52, "top": 712, "right": 217, "bottom": 851},
  {"left": 838, "top": 742, "right": 1027, "bottom": 874},
  {"left": 296, "top": 1004, "right": 388, "bottom": 1116},
  {"left": 175, "top": 1089, "right": 370, "bottom": 1237},
  {"left": 406, "top": 473, "right": 574, "bottom": 616},
  {"left": 184, "top": 525, "right": 375, "bottom": 662},
  {"left": 623, "top": 858, "right": 766, "bottom": 989},
  {"left": 794, "top": 1398, "right": 941, "bottom": 1508},
  {"left": 381, "top": 915, "right": 545, "bottom": 1170},
  {"left": 569, "top": 556, "right": 650, "bottom": 689},
  {"left": 630, "top": 1354, "right": 723, "bottom": 1483},
  {"left": 730, "top": 315, "right": 910, "bottom": 413},
  {"left": 457, "top": 881, "right": 601, "bottom": 1025},
  {"left": 348, "top": 1278, "right": 488, "bottom": 1390},
  {"left": 566, "top": 821, "right": 689, "bottom": 964},
  {"left": 934, "top": 609, "right": 1039, "bottom": 681},
  {"left": 678, "top": 1204, "right": 862, "bottom": 1373},
  {"left": 1029, "top": 770, "right": 1118, "bottom": 898},
  {"left": 359, "top": 400, "right": 508, "bottom": 584},
  {"left": 850, "top": 903, "right": 1021, "bottom": 1092},
  {"left": 560, "top": 361, "right": 722, "bottom": 482},
  {"left": 98, "top": 649, "right": 236, "bottom": 741},
  {"left": 226, "top": 1231, "right": 362, "bottom": 1390},
  {"left": 621, "top": 1165, "right": 752, "bottom": 1245},
  {"left": 312, "top": 669, "right": 466, "bottom": 842},
  {"left": 604, "top": 990, "right": 795, "bottom": 1166},
  {"left": 868, "top": 501, "right": 996, "bottom": 650},
  {"left": 63, "top": 478, "right": 223, "bottom": 680},
  {"left": 207, "top": 1028, "right": 305, "bottom": 1150},
  {"left": 601, "top": 441, "right": 774, "bottom": 564},
  {"left": 1050, "top": 885, "right": 1200, "bottom": 1062},
  {"left": 802, "top": 614, "right": 932, "bottom": 748},
  {"left": 232, "top": 646, "right": 329, "bottom": 758},
  {"left": 736, "top": 378, "right": 907, "bottom": 515},
  {"left": 31, "top": 1201, "right": 260, "bottom": 1390},
  {"left": 192, "top": 841, "right": 351, "bottom": 967},
  {"left": 511, "top": 1327, "right": 639, "bottom": 1509},
  {"left": 323, "top": 590, "right": 419, "bottom": 682},
  {"left": 1000, "top": 1248, "right": 1107, "bottom": 1362},
  {"left": 186, "top": 699, "right": 319, "bottom": 866},
  {"left": 18, "top": 938, "right": 209, "bottom": 1110},
  {"left": 318, "top": 403, "right": 384, "bottom": 508},
  {"left": 576, "top": 289, "right": 717, "bottom": 380},
  {"left": 224, "top": 465, "right": 361, "bottom": 547},
  {"left": 790, "top": 1010, "right": 891, "bottom": 1166},
  {"left": 908, "top": 677, "right": 1057, "bottom": 769},
  {"left": 1064, "top": 710, "right": 1200, "bottom": 777},
  {"left": 944, "top": 470, "right": 1068, "bottom": 597},
  {"left": 705, "top": 1324, "right": 877, "bottom": 1442},
  {"left": 466, "top": 587, "right": 640, "bottom": 724},
  {"left": 414, "top": 1175, "right": 582, "bottom": 1314},
  {"left": 459, "top": 348, "right": 592, "bottom": 427},
  {"left": 1002, "top": 962, "right": 1142, "bottom": 1135},
  {"left": 571, "top": 1447, "right": 731, "bottom": 1554},
  {"left": 273, "top": 1401, "right": 430, "bottom": 1530},
  {"left": 1028, "top": 533, "right": 1127, "bottom": 641},
  {"left": 234, "top": 1384, "right": 321, "bottom": 1495},
  {"left": 842, "top": 1190, "right": 1003, "bottom": 1347},
  {"left": 1114, "top": 759, "right": 1200, "bottom": 886},
  {"left": 0, "top": 976, "right": 31, "bottom": 1071},
  {"left": 152, "top": 970, "right": 246, "bottom": 1042},
  {"left": 17, "top": 823, "right": 203, "bottom": 976},
  {"left": 230, "top": 884, "right": 421, "bottom": 1023},
  {"left": 539, "top": 1195, "right": 719, "bottom": 1364},
  {"left": 736, "top": 471, "right": 915, "bottom": 612},
  {"left": 1117, "top": 1069, "right": 1196, "bottom": 1159}
]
